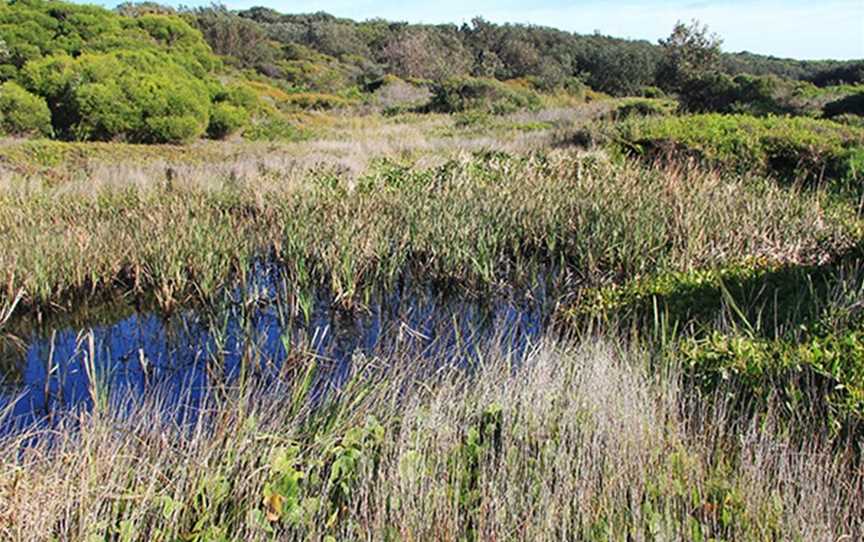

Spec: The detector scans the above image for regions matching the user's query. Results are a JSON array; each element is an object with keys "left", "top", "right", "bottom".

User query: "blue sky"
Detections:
[{"left": 94, "top": 0, "right": 863, "bottom": 60}]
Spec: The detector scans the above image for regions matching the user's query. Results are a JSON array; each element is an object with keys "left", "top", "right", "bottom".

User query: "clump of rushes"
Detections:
[
  {"left": 0, "top": 335, "right": 859, "bottom": 540},
  {"left": 0, "top": 147, "right": 856, "bottom": 316}
]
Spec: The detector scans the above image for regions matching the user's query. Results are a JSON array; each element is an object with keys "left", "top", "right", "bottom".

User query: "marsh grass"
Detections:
[
  {"left": 1, "top": 111, "right": 862, "bottom": 541},
  {"left": 0, "top": 145, "right": 855, "bottom": 318},
  {"left": 0, "top": 333, "right": 859, "bottom": 541}
]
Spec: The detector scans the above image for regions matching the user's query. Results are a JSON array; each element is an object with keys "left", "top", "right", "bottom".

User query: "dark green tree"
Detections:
[{"left": 656, "top": 20, "right": 723, "bottom": 93}]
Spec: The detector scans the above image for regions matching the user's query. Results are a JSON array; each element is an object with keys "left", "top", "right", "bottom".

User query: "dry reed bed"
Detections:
[{"left": 0, "top": 337, "right": 859, "bottom": 540}]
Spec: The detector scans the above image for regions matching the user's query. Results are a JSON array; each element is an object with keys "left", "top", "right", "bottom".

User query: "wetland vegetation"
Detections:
[{"left": 0, "top": 1, "right": 863, "bottom": 540}]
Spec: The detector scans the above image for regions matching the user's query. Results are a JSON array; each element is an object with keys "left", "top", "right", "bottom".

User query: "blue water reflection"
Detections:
[{"left": 0, "top": 265, "right": 558, "bottom": 433}]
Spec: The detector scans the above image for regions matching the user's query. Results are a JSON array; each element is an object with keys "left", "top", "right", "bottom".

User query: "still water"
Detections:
[{"left": 0, "top": 261, "right": 563, "bottom": 431}]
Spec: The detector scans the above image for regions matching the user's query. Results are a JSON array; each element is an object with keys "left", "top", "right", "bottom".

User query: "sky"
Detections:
[{"left": 94, "top": 0, "right": 863, "bottom": 60}]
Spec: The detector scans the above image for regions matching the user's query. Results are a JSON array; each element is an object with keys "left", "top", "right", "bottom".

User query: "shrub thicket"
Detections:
[
  {"left": 430, "top": 76, "right": 541, "bottom": 114},
  {"left": 824, "top": 92, "right": 864, "bottom": 119},
  {"left": 0, "top": 0, "right": 235, "bottom": 143},
  {"left": 609, "top": 114, "right": 864, "bottom": 183},
  {"left": 0, "top": 80, "right": 51, "bottom": 136},
  {"left": 207, "top": 103, "right": 248, "bottom": 139},
  {"left": 677, "top": 73, "right": 789, "bottom": 115}
]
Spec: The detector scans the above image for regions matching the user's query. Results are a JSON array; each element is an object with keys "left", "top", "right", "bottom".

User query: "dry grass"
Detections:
[{"left": 0, "top": 334, "right": 859, "bottom": 541}]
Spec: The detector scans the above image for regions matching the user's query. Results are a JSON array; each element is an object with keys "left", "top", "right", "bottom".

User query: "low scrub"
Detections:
[
  {"left": 605, "top": 114, "right": 864, "bottom": 185},
  {"left": 429, "top": 76, "right": 541, "bottom": 114},
  {"left": 824, "top": 91, "right": 864, "bottom": 119},
  {"left": 281, "top": 92, "right": 349, "bottom": 111},
  {"left": 605, "top": 97, "right": 677, "bottom": 119},
  {"left": 0, "top": 81, "right": 51, "bottom": 137}
]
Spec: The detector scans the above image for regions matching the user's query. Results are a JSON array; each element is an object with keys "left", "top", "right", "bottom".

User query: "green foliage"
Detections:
[
  {"left": 454, "top": 403, "right": 503, "bottom": 541},
  {"left": 207, "top": 102, "right": 248, "bottom": 139},
  {"left": 681, "top": 330, "right": 864, "bottom": 424},
  {"left": 639, "top": 86, "right": 665, "bottom": 98},
  {"left": 824, "top": 92, "right": 864, "bottom": 119},
  {"left": 243, "top": 116, "right": 306, "bottom": 142},
  {"left": 221, "top": 83, "right": 258, "bottom": 110},
  {"left": 381, "top": 27, "right": 471, "bottom": 81},
  {"left": 38, "top": 50, "right": 212, "bottom": 143},
  {"left": 0, "top": 80, "right": 51, "bottom": 136},
  {"left": 0, "top": 0, "right": 220, "bottom": 144},
  {"left": 657, "top": 20, "right": 723, "bottom": 93},
  {"left": 807, "top": 61, "right": 864, "bottom": 87},
  {"left": 189, "top": 5, "right": 277, "bottom": 69},
  {"left": 612, "top": 113, "right": 864, "bottom": 184},
  {"left": 609, "top": 97, "right": 677, "bottom": 119},
  {"left": 430, "top": 76, "right": 541, "bottom": 114},
  {"left": 282, "top": 92, "right": 348, "bottom": 111},
  {"left": 224, "top": 7, "right": 854, "bottom": 98},
  {"left": 678, "top": 72, "right": 791, "bottom": 115}
]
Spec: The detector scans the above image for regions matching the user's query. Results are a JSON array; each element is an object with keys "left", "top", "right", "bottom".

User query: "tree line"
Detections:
[{"left": 0, "top": 0, "right": 861, "bottom": 143}]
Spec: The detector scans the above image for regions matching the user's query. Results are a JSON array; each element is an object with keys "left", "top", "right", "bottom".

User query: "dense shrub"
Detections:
[
  {"left": 678, "top": 73, "right": 787, "bottom": 115},
  {"left": 21, "top": 51, "right": 211, "bottom": 143},
  {"left": 244, "top": 116, "right": 305, "bottom": 141},
  {"left": 610, "top": 98, "right": 677, "bottom": 119},
  {"left": 610, "top": 114, "right": 864, "bottom": 183},
  {"left": 430, "top": 76, "right": 540, "bottom": 114},
  {"left": 187, "top": 5, "right": 277, "bottom": 69},
  {"left": 207, "top": 102, "right": 248, "bottom": 139},
  {"left": 0, "top": 80, "right": 51, "bottom": 136},
  {"left": 227, "top": 8, "right": 846, "bottom": 97},
  {"left": 0, "top": 0, "right": 220, "bottom": 144},
  {"left": 381, "top": 28, "right": 471, "bottom": 82},
  {"left": 824, "top": 92, "right": 864, "bottom": 119},
  {"left": 282, "top": 92, "right": 348, "bottom": 110},
  {"left": 639, "top": 86, "right": 665, "bottom": 98},
  {"left": 807, "top": 61, "right": 864, "bottom": 87},
  {"left": 277, "top": 46, "right": 362, "bottom": 92},
  {"left": 220, "top": 83, "right": 258, "bottom": 110}
]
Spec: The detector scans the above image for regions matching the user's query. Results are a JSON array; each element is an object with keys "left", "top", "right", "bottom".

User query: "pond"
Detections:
[{"left": 0, "top": 261, "right": 565, "bottom": 433}]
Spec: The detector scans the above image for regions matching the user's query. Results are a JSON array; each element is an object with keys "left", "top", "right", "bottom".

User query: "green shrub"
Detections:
[
  {"left": 453, "top": 110, "right": 492, "bottom": 128},
  {"left": 639, "top": 86, "right": 665, "bottom": 98},
  {"left": 143, "top": 115, "right": 203, "bottom": 145},
  {"left": 824, "top": 92, "right": 864, "bottom": 118},
  {"left": 0, "top": 81, "right": 51, "bottom": 136},
  {"left": 832, "top": 114, "right": 864, "bottom": 128},
  {"left": 678, "top": 73, "right": 787, "bottom": 116},
  {"left": 244, "top": 116, "right": 305, "bottom": 142},
  {"left": 611, "top": 114, "right": 864, "bottom": 184},
  {"left": 0, "top": 0, "right": 221, "bottom": 144},
  {"left": 430, "top": 76, "right": 541, "bottom": 114},
  {"left": 609, "top": 98, "right": 677, "bottom": 119},
  {"left": 282, "top": 92, "right": 348, "bottom": 111},
  {"left": 207, "top": 102, "right": 248, "bottom": 139},
  {"left": 223, "top": 83, "right": 258, "bottom": 110},
  {"left": 70, "top": 81, "right": 136, "bottom": 140},
  {"left": 21, "top": 51, "right": 211, "bottom": 143}
]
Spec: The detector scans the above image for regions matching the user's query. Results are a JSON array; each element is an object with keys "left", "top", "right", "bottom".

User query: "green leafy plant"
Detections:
[{"left": 0, "top": 80, "right": 51, "bottom": 136}]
